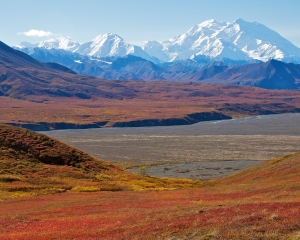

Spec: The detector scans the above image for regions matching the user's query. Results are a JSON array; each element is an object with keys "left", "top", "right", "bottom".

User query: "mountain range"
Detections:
[
  {"left": 2, "top": 39, "right": 300, "bottom": 130},
  {"left": 2, "top": 39, "right": 300, "bottom": 101},
  {"left": 14, "top": 45, "right": 300, "bottom": 89},
  {"left": 11, "top": 18, "right": 300, "bottom": 90},
  {"left": 18, "top": 33, "right": 155, "bottom": 62},
  {"left": 17, "top": 18, "right": 300, "bottom": 63}
]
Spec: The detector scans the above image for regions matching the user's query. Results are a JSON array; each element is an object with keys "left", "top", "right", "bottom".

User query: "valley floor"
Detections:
[{"left": 46, "top": 113, "right": 300, "bottom": 179}]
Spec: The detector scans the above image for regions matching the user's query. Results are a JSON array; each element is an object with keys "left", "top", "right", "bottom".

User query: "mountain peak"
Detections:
[
  {"left": 233, "top": 18, "right": 260, "bottom": 28},
  {"left": 186, "top": 19, "right": 229, "bottom": 36},
  {"left": 197, "top": 19, "right": 225, "bottom": 28},
  {"left": 233, "top": 18, "right": 247, "bottom": 24},
  {"left": 92, "top": 33, "right": 123, "bottom": 42},
  {"left": 202, "top": 18, "right": 217, "bottom": 24},
  {"left": 32, "top": 37, "right": 81, "bottom": 52}
]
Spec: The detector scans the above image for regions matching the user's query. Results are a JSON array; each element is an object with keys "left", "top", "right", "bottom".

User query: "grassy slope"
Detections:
[
  {"left": 0, "top": 124, "right": 201, "bottom": 199},
  {"left": 0, "top": 125, "right": 300, "bottom": 239}
]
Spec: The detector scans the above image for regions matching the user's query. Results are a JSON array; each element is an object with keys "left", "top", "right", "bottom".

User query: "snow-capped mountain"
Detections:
[
  {"left": 19, "top": 37, "right": 81, "bottom": 52},
  {"left": 16, "top": 19, "right": 300, "bottom": 63},
  {"left": 18, "top": 34, "right": 154, "bottom": 62},
  {"left": 13, "top": 43, "right": 300, "bottom": 89},
  {"left": 75, "top": 33, "right": 153, "bottom": 61},
  {"left": 141, "top": 18, "right": 300, "bottom": 63},
  {"left": 140, "top": 40, "right": 170, "bottom": 62}
]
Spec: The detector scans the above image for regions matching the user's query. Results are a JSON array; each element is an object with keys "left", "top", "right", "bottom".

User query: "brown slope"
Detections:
[
  {"left": 0, "top": 41, "right": 75, "bottom": 74},
  {"left": 0, "top": 124, "right": 112, "bottom": 169},
  {"left": 0, "top": 41, "right": 46, "bottom": 69},
  {"left": 42, "top": 62, "right": 77, "bottom": 74},
  {"left": 192, "top": 65, "right": 228, "bottom": 81},
  {"left": 0, "top": 41, "right": 137, "bottom": 100}
]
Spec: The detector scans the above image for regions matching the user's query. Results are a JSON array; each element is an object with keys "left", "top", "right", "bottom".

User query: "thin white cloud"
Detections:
[{"left": 19, "top": 29, "right": 53, "bottom": 37}]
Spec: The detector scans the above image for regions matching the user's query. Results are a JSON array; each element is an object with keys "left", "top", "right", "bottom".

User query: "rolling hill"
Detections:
[
  {"left": 1, "top": 124, "right": 300, "bottom": 239},
  {"left": 0, "top": 124, "right": 201, "bottom": 198}
]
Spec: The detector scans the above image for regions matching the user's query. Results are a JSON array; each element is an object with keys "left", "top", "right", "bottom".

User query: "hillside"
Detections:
[
  {"left": 221, "top": 152, "right": 300, "bottom": 191},
  {"left": 0, "top": 124, "right": 201, "bottom": 198},
  {"left": 1, "top": 134, "right": 300, "bottom": 239}
]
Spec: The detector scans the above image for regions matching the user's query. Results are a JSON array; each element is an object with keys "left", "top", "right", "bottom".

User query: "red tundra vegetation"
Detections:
[
  {"left": 1, "top": 82, "right": 300, "bottom": 128},
  {"left": 1, "top": 125, "right": 300, "bottom": 239}
]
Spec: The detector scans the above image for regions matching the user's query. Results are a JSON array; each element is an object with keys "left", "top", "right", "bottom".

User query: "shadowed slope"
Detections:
[{"left": 204, "top": 60, "right": 300, "bottom": 89}]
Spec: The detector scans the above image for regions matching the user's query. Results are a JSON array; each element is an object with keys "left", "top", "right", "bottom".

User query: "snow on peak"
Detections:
[
  {"left": 141, "top": 40, "right": 169, "bottom": 62},
  {"left": 18, "top": 41, "right": 38, "bottom": 48},
  {"left": 233, "top": 18, "right": 247, "bottom": 24},
  {"left": 197, "top": 19, "right": 225, "bottom": 28},
  {"left": 187, "top": 19, "right": 228, "bottom": 36},
  {"left": 92, "top": 33, "right": 124, "bottom": 42},
  {"left": 141, "top": 18, "right": 300, "bottom": 62},
  {"left": 73, "top": 33, "right": 153, "bottom": 61},
  {"left": 17, "top": 19, "right": 300, "bottom": 63},
  {"left": 17, "top": 33, "right": 153, "bottom": 61},
  {"left": 36, "top": 37, "right": 81, "bottom": 52},
  {"left": 86, "top": 33, "right": 125, "bottom": 57}
]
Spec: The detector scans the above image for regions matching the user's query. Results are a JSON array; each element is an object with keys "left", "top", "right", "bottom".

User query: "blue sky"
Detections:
[{"left": 1, "top": 0, "right": 300, "bottom": 47}]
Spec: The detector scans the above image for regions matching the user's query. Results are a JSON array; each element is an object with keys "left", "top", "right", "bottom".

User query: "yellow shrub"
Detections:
[
  {"left": 0, "top": 174, "right": 22, "bottom": 182},
  {"left": 71, "top": 186, "right": 101, "bottom": 192},
  {"left": 95, "top": 174, "right": 112, "bottom": 181}
]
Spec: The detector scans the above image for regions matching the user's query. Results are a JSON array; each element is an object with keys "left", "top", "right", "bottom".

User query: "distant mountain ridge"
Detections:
[
  {"left": 16, "top": 18, "right": 300, "bottom": 63},
  {"left": 19, "top": 33, "right": 155, "bottom": 62},
  {"left": 15, "top": 45, "right": 300, "bottom": 90}
]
